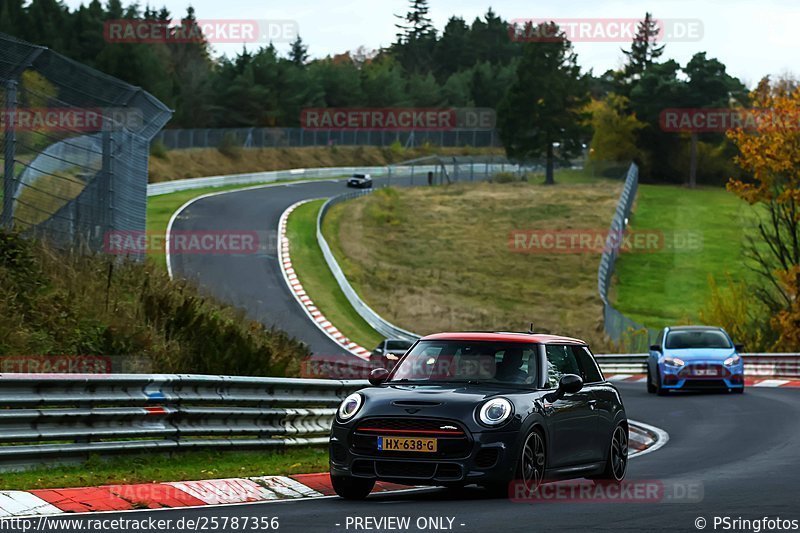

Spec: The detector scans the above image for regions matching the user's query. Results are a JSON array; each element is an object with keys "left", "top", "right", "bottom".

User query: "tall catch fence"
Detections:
[
  {"left": 597, "top": 163, "right": 657, "bottom": 349},
  {"left": 0, "top": 31, "right": 172, "bottom": 253}
]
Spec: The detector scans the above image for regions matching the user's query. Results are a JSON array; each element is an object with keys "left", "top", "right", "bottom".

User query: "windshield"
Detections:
[
  {"left": 385, "top": 340, "right": 413, "bottom": 351},
  {"left": 665, "top": 330, "right": 732, "bottom": 350},
  {"left": 389, "top": 340, "right": 538, "bottom": 385}
]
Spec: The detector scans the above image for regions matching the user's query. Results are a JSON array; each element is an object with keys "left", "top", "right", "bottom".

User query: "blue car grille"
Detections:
[{"left": 678, "top": 364, "right": 730, "bottom": 378}]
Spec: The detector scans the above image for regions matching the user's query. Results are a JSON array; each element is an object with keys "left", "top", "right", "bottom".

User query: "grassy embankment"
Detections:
[
  {"left": 308, "top": 172, "right": 755, "bottom": 349},
  {"left": 148, "top": 145, "right": 504, "bottom": 183},
  {"left": 318, "top": 170, "right": 622, "bottom": 350},
  {"left": 613, "top": 184, "right": 756, "bottom": 327},
  {"left": 0, "top": 448, "right": 328, "bottom": 490}
]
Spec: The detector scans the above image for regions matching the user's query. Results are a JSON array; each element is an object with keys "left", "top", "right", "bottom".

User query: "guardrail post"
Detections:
[{"left": 2, "top": 79, "right": 18, "bottom": 229}]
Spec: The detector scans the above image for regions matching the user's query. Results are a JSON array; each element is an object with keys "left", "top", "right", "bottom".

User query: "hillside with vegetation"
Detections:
[{"left": 0, "top": 231, "right": 308, "bottom": 375}]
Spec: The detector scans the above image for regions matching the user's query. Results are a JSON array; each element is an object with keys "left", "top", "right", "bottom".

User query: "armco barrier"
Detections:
[
  {"left": 317, "top": 190, "right": 419, "bottom": 343},
  {"left": 0, "top": 374, "right": 365, "bottom": 471},
  {"left": 595, "top": 353, "right": 800, "bottom": 378},
  {"left": 147, "top": 165, "right": 453, "bottom": 197},
  {"left": 147, "top": 166, "right": 388, "bottom": 196},
  {"left": 0, "top": 356, "right": 796, "bottom": 470}
]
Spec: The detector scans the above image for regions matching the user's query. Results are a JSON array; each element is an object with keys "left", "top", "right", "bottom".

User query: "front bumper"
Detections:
[
  {"left": 329, "top": 422, "right": 519, "bottom": 487},
  {"left": 660, "top": 362, "right": 744, "bottom": 390}
]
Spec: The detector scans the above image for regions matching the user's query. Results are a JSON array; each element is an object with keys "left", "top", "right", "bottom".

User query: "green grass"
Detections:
[
  {"left": 324, "top": 177, "right": 623, "bottom": 350},
  {"left": 0, "top": 447, "right": 327, "bottom": 490},
  {"left": 287, "top": 200, "right": 383, "bottom": 349},
  {"left": 613, "top": 184, "right": 756, "bottom": 327}
]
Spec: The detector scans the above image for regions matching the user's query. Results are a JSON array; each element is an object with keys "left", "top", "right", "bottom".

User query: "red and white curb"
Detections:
[
  {"left": 277, "top": 200, "right": 371, "bottom": 360},
  {"left": 0, "top": 422, "right": 666, "bottom": 518},
  {"left": 0, "top": 475, "right": 409, "bottom": 518},
  {"left": 604, "top": 374, "right": 800, "bottom": 388}
]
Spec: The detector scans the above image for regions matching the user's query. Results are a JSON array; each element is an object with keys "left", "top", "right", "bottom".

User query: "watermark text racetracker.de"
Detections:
[
  {"left": 104, "top": 18, "right": 298, "bottom": 44},
  {"left": 300, "top": 108, "right": 496, "bottom": 131},
  {"left": 508, "top": 18, "right": 703, "bottom": 43},
  {"left": 508, "top": 229, "right": 703, "bottom": 255},
  {"left": 511, "top": 479, "right": 704, "bottom": 504},
  {"left": 104, "top": 230, "right": 273, "bottom": 255}
]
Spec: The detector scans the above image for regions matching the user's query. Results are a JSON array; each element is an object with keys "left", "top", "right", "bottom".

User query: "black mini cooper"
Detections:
[{"left": 329, "top": 332, "right": 628, "bottom": 499}]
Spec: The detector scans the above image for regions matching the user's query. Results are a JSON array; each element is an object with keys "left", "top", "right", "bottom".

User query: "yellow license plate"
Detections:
[{"left": 377, "top": 436, "right": 438, "bottom": 453}]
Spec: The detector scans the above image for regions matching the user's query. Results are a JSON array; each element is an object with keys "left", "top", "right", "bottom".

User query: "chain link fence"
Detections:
[
  {"left": 153, "top": 127, "right": 501, "bottom": 150},
  {"left": 0, "top": 31, "right": 172, "bottom": 253},
  {"left": 598, "top": 163, "right": 658, "bottom": 350},
  {"left": 386, "top": 154, "right": 535, "bottom": 186}
]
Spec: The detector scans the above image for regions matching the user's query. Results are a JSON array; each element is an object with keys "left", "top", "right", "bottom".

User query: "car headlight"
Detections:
[
  {"left": 662, "top": 356, "right": 685, "bottom": 368},
  {"left": 724, "top": 355, "right": 742, "bottom": 366},
  {"left": 477, "top": 398, "right": 513, "bottom": 427},
  {"left": 337, "top": 392, "right": 363, "bottom": 421}
]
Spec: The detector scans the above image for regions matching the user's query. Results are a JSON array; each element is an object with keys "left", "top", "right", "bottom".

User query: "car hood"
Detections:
[
  {"left": 663, "top": 348, "right": 737, "bottom": 362},
  {"left": 349, "top": 383, "right": 540, "bottom": 433}
]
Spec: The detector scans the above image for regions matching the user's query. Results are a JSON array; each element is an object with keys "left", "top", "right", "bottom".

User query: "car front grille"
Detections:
[
  {"left": 350, "top": 417, "right": 471, "bottom": 459},
  {"left": 679, "top": 364, "right": 730, "bottom": 379},
  {"left": 351, "top": 459, "right": 464, "bottom": 481}
]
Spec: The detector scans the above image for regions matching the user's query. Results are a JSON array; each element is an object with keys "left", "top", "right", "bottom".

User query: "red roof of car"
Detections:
[{"left": 420, "top": 332, "right": 587, "bottom": 345}]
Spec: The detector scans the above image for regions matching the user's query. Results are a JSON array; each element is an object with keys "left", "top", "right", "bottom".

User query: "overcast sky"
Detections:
[{"left": 65, "top": 0, "right": 799, "bottom": 87}]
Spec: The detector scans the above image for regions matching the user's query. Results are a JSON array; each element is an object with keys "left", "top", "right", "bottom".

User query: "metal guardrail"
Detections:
[
  {"left": 146, "top": 163, "right": 504, "bottom": 197},
  {"left": 147, "top": 166, "right": 391, "bottom": 196},
  {"left": 597, "top": 164, "right": 658, "bottom": 349},
  {"left": 316, "top": 190, "right": 420, "bottom": 343},
  {"left": 0, "top": 374, "right": 365, "bottom": 470},
  {"left": 595, "top": 353, "right": 800, "bottom": 378},
  {"left": 0, "top": 355, "right": 796, "bottom": 469}
]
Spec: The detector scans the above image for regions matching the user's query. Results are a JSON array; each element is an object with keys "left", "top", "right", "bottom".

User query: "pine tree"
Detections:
[
  {"left": 289, "top": 35, "right": 309, "bottom": 67},
  {"left": 621, "top": 12, "right": 665, "bottom": 82},
  {"left": 394, "top": 0, "right": 434, "bottom": 43},
  {"left": 497, "top": 22, "right": 589, "bottom": 185}
]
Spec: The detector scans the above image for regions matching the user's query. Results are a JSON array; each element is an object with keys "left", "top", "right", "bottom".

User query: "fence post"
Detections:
[
  {"left": 2, "top": 79, "right": 18, "bottom": 229},
  {"left": 101, "top": 122, "right": 114, "bottom": 241}
]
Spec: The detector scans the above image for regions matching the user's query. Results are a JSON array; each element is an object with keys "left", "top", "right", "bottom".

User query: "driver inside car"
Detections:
[{"left": 495, "top": 348, "right": 528, "bottom": 383}]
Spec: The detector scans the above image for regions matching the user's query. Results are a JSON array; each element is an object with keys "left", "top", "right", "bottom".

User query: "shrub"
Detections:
[
  {"left": 217, "top": 132, "right": 242, "bottom": 160},
  {"left": 699, "top": 274, "right": 774, "bottom": 351},
  {"left": 0, "top": 231, "right": 308, "bottom": 375},
  {"left": 150, "top": 140, "right": 169, "bottom": 160},
  {"left": 491, "top": 171, "right": 522, "bottom": 183}
]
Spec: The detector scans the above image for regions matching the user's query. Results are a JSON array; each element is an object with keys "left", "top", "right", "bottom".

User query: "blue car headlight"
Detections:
[
  {"left": 662, "top": 356, "right": 685, "bottom": 368},
  {"left": 724, "top": 355, "right": 742, "bottom": 367}
]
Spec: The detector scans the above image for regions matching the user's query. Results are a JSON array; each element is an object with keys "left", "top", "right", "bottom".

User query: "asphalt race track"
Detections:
[
  {"left": 161, "top": 178, "right": 800, "bottom": 533},
  {"left": 168, "top": 175, "right": 420, "bottom": 355},
  {"left": 35, "top": 383, "right": 800, "bottom": 532}
]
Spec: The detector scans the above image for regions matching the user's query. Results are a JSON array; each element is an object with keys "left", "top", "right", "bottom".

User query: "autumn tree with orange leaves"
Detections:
[{"left": 727, "top": 77, "right": 800, "bottom": 350}]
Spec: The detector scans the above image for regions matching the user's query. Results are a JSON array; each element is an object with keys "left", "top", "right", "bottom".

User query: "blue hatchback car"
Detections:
[{"left": 647, "top": 326, "right": 745, "bottom": 395}]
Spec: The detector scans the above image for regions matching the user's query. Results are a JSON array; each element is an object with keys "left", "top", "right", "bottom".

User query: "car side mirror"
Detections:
[
  {"left": 734, "top": 343, "right": 745, "bottom": 352},
  {"left": 374, "top": 348, "right": 383, "bottom": 354},
  {"left": 650, "top": 344, "right": 662, "bottom": 352},
  {"left": 369, "top": 368, "right": 390, "bottom": 386},
  {"left": 546, "top": 374, "right": 583, "bottom": 402}
]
